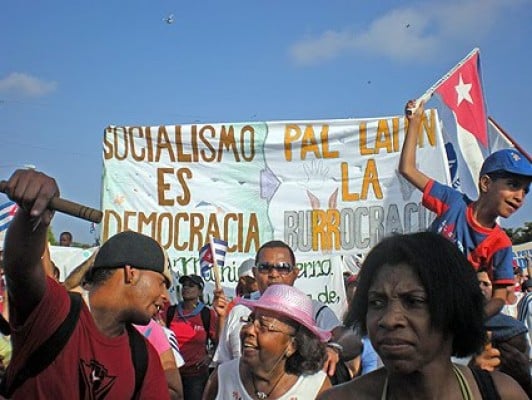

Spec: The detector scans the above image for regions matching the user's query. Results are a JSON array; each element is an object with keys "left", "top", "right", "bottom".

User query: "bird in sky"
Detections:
[{"left": 163, "top": 14, "right": 175, "bottom": 24}]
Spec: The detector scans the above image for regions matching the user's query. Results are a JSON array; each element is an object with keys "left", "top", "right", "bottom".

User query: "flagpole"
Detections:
[
  {"left": 409, "top": 48, "right": 480, "bottom": 113},
  {"left": 488, "top": 116, "right": 531, "bottom": 162},
  {"left": 209, "top": 236, "right": 222, "bottom": 289}
]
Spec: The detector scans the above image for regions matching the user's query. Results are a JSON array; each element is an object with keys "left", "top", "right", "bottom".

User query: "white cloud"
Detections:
[
  {"left": 289, "top": 0, "right": 527, "bottom": 66},
  {"left": 351, "top": 8, "right": 438, "bottom": 61},
  {"left": 0, "top": 72, "right": 57, "bottom": 97},
  {"left": 290, "top": 31, "right": 355, "bottom": 65}
]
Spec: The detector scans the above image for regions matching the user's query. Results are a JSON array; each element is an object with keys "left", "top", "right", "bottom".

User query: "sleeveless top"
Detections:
[
  {"left": 216, "top": 358, "right": 326, "bottom": 400},
  {"left": 381, "top": 364, "right": 474, "bottom": 400}
]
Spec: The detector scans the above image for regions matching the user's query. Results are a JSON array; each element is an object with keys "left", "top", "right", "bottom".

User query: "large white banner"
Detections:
[
  {"left": 101, "top": 110, "right": 449, "bottom": 316},
  {"left": 50, "top": 246, "right": 98, "bottom": 282}
]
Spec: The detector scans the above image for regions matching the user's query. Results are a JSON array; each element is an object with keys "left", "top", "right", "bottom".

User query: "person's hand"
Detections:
[
  {"left": 0, "top": 169, "right": 59, "bottom": 227},
  {"left": 472, "top": 342, "right": 501, "bottom": 371},
  {"left": 405, "top": 99, "right": 424, "bottom": 121},
  {"left": 212, "top": 288, "right": 228, "bottom": 318},
  {"left": 323, "top": 346, "right": 340, "bottom": 377}
]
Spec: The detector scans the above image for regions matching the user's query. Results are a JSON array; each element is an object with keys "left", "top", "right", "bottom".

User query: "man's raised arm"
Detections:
[{"left": 1, "top": 169, "right": 59, "bottom": 325}]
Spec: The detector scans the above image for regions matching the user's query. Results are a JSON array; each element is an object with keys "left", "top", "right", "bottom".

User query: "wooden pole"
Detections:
[
  {"left": 488, "top": 116, "right": 531, "bottom": 162},
  {"left": 209, "top": 236, "right": 222, "bottom": 290},
  {"left": 0, "top": 181, "right": 103, "bottom": 223}
]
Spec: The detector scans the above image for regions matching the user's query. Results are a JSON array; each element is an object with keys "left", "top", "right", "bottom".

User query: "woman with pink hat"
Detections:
[{"left": 202, "top": 284, "right": 332, "bottom": 399}]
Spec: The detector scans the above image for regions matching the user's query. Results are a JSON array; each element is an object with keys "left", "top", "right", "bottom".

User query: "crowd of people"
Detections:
[{"left": 0, "top": 101, "right": 530, "bottom": 399}]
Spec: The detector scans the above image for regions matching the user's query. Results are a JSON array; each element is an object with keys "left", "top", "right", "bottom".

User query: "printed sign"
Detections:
[{"left": 101, "top": 110, "right": 449, "bottom": 315}]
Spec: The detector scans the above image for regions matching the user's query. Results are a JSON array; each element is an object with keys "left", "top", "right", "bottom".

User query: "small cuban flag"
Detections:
[
  {"left": 199, "top": 237, "right": 228, "bottom": 278},
  {"left": 0, "top": 201, "right": 18, "bottom": 250}
]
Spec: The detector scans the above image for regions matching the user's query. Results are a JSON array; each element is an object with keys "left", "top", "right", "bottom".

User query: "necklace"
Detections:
[{"left": 251, "top": 371, "right": 285, "bottom": 399}]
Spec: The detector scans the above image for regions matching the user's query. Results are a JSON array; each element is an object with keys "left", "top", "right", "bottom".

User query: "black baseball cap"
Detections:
[
  {"left": 91, "top": 231, "right": 171, "bottom": 287},
  {"left": 178, "top": 274, "right": 204, "bottom": 289}
]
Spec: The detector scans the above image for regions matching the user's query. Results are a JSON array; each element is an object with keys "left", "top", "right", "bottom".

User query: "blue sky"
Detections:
[{"left": 1, "top": 0, "right": 531, "bottom": 244}]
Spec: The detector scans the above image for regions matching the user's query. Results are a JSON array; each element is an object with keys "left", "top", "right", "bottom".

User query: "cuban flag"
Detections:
[
  {"left": 0, "top": 200, "right": 18, "bottom": 250},
  {"left": 433, "top": 48, "right": 489, "bottom": 199},
  {"left": 199, "top": 237, "right": 228, "bottom": 278}
]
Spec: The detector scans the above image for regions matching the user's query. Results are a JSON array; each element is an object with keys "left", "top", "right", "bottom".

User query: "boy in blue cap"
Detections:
[{"left": 399, "top": 100, "right": 532, "bottom": 318}]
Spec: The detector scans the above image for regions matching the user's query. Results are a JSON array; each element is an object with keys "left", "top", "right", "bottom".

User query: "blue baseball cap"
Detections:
[{"left": 480, "top": 149, "right": 532, "bottom": 177}]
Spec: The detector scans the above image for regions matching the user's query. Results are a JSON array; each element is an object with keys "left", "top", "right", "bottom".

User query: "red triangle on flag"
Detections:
[
  {"left": 8, "top": 204, "right": 18, "bottom": 217},
  {"left": 436, "top": 51, "right": 488, "bottom": 148},
  {"left": 203, "top": 251, "right": 213, "bottom": 264}
]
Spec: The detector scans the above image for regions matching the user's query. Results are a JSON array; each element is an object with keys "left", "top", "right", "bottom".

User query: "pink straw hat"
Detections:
[{"left": 239, "top": 284, "right": 331, "bottom": 342}]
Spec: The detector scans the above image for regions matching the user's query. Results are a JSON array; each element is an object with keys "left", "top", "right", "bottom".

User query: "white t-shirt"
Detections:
[
  {"left": 213, "top": 292, "right": 340, "bottom": 365},
  {"left": 215, "top": 358, "right": 326, "bottom": 400},
  {"left": 501, "top": 291, "right": 523, "bottom": 319}
]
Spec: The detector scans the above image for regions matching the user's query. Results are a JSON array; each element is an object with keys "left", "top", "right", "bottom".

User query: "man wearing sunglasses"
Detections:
[{"left": 213, "top": 240, "right": 348, "bottom": 377}]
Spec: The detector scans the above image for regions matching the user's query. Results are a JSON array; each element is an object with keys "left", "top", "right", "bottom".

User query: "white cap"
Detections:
[{"left": 238, "top": 258, "right": 255, "bottom": 278}]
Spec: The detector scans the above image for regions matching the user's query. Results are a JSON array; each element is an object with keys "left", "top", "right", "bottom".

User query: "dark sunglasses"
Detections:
[{"left": 256, "top": 262, "right": 294, "bottom": 276}]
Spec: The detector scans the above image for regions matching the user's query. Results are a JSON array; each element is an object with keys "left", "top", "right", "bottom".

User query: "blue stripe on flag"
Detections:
[
  {"left": 200, "top": 265, "right": 210, "bottom": 278},
  {"left": 0, "top": 201, "right": 16, "bottom": 232},
  {"left": 0, "top": 201, "right": 15, "bottom": 209},
  {"left": 212, "top": 238, "right": 228, "bottom": 268}
]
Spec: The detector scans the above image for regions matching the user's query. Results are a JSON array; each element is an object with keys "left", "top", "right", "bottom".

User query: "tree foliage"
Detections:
[
  {"left": 503, "top": 222, "right": 532, "bottom": 245},
  {"left": 47, "top": 226, "right": 57, "bottom": 245}
]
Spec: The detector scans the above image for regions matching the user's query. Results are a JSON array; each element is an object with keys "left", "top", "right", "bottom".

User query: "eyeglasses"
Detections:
[
  {"left": 256, "top": 262, "right": 294, "bottom": 276},
  {"left": 240, "top": 314, "right": 295, "bottom": 336}
]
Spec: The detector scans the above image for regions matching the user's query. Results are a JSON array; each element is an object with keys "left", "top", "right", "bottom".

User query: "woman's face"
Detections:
[
  {"left": 180, "top": 279, "right": 202, "bottom": 301},
  {"left": 240, "top": 309, "right": 297, "bottom": 371},
  {"left": 366, "top": 263, "right": 452, "bottom": 375}
]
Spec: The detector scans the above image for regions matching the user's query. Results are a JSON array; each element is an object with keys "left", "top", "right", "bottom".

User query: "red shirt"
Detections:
[
  {"left": 168, "top": 306, "right": 217, "bottom": 377},
  {"left": 6, "top": 278, "right": 169, "bottom": 399}
]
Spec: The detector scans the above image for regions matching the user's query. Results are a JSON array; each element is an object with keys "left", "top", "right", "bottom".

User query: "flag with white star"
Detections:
[
  {"left": 436, "top": 49, "right": 488, "bottom": 148},
  {"left": 433, "top": 49, "right": 489, "bottom": 198}
]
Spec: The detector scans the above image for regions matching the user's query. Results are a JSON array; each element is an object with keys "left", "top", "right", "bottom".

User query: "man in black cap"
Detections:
[{"left": 0, "top": 169, "right": 171, "bottom": 399}]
